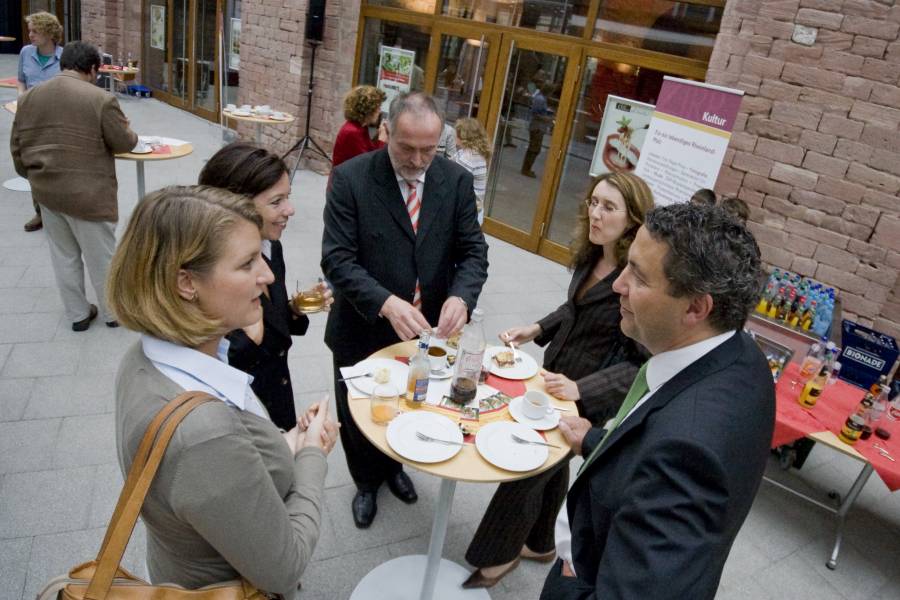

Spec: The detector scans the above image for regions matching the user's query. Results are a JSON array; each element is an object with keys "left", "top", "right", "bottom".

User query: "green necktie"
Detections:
[{"left": 578, "top": 362, "right": 649, "bottom": 475}]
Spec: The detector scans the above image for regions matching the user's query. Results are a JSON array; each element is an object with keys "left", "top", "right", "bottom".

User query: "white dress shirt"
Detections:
[
  {"left": 555, "top": 330, "right": 738, "bottom": 571},
  {"left": 261, "top": 239, "right": 272, "bottom": 260},
  {"left": 396, "top": 171, "right": 425, "bottom": 207},
  {"left": 141, "top": 334, "right": 270, "bottom": 421}
]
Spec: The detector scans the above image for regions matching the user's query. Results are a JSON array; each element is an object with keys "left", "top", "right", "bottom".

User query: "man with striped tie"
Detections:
[
  {"left": 322, "top": 91, "right": 488, "bottom": 528},
  {"left": 542, "top": 203, "right": 775, "bottom": 599}
]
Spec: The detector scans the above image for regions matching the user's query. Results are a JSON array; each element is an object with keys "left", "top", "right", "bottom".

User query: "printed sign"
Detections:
[
  {"left": 229, "top": 18, "right": 241, "bottom": 70},
  {"left": 634, "top": 77, "right": 744, "bottom": 205},
  {"left": 150, "top": 5, "right": 165, "bottom": 51},
  {"left": 589, "top": 95, "right": 655, "bottom": 177},
  {"left": 377, "top": 46, "right": 416, "bottom": 113}
]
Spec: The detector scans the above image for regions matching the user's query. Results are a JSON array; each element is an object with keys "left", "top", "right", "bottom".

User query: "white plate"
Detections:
[
  {"left": 475, "top": 421, "right": 548, "bottom": 472},
  {"left": 429, "top": 365, "right": 453, "bottom": 380},
  {"left": 269, "top": 114, "right": 290, "bottom": 121},
  {"left": 347, "top": 358, "right": 409, "bottom": 397},
  {"left": 483, "top": 345, "right": 539, "bottom": 380},
  {"left": 508, "top": 396, "right": 560, "bottom": 431},
  {"left": 386, "top": 411, "right": 463, "bottom": 463}
]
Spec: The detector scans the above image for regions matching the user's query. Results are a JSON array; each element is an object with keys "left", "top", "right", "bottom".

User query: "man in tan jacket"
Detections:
[{"left": 11, "top": 40, "right": 137, "bottom": 331}]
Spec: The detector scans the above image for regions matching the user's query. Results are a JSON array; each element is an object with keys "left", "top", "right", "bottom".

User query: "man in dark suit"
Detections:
[
  {"left": 322, "top": 92, "right": 488, "bottom": 528},
  {"left": 542, "top": 203, "right": 775, "bottom": 599}
]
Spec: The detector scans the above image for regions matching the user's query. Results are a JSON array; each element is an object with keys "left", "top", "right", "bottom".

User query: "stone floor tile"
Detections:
[
  {"left": 0, "top": 344, "right": 10, "bottom": 372},
  {"left": 758, "top": 551, "right": 848, "bottom": 600},
  {"left": 798, "top": 535, "right": 889, "bottom": 600},
  {"left": 0, "top": 538, "right": 31, "bottom": 600},
  {"left": 1, "top": 341, "right": 81, "bottom": 378},
  {"left": 718, "top": 533, "right": 775, "bottom": 590},
  {"left": 0, "top": 465, "right": 95, "bottom": 538},
  {"left": 0, "top": 312, "right": 61, "bottom": 344},
  {"left": 16, "top": 265, "right": 56, "bottom": 288},
  {"left": 53, "top": 414, "right": 117, "bottom": 469},
  {"left": 0, "top": 418, "right": 61, "bottom": 474},
  {"left": 24, "top": 374, "right": 115, "bottom": 419},
  {"left": 299, "top": 545, "right": 393, "bottom": 600},
  {"left": 87, "top": 462, "right": 124, "bottom": 529},
  {"left": 0, "top": 266, "right": 25, "bottom": 288},
  {"left": 0, "top": 377, "right": 35, "bottom": 422},
  {"left": 0, "top": 288, "right": 40, "bottom": 314},
  {"left": 716, "top": 577, "right": 775, "bottom": 600}
]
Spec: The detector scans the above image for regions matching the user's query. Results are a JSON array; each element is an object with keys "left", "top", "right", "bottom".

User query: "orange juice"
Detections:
[{"left": 371, "top": 404, "right": 396, "bottom": 424}]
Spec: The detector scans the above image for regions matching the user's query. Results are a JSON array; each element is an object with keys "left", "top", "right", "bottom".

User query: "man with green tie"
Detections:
[{"left": 542, "top": 202, "right": 775, "bottom": 600}]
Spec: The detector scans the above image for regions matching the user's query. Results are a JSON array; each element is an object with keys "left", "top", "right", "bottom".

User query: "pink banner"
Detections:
[{"left": 655, "top": 78, "right": 743, "bottom": 133}]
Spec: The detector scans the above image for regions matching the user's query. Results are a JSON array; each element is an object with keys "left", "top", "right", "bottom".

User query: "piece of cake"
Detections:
[{"left": 493, "top": 350, "right": 515, "bottom": 368}]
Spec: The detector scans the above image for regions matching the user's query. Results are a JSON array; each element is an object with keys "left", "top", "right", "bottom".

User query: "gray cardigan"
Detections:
[{"left": 114, "top": 342, "right": 327, "bottom": 597}]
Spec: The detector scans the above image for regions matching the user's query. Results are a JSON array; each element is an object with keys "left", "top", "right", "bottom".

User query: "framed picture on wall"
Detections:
[
  {"left": 229, "top": 18, "right": 241, "bottom": 70},
  {"left": 150, "top": 5, "right": 165, "bottom": 51}
]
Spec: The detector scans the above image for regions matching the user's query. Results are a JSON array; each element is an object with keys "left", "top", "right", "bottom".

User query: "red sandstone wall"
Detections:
[{"left": 708, "top": 0, "right": 900, "bottom": 338}]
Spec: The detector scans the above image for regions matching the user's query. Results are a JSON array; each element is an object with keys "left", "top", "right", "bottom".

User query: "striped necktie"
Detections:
[
  {"left": 578, "top": 361, "right": 649, "bottom": 475},
  {"left": 406, "top": 180, "right": 422, "bottom": 308}
]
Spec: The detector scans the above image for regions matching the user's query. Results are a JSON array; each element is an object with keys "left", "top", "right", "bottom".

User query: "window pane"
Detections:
[
  {"left": 434, "top": 34, "right": 490, "bottom": 124},
  {"left": 367, "top": 0, "right": 437, "bottom": 13},
  {"left": 442, "top": 0, "right": 590, "bottom": 37},
  {"left": 546, "top": 56, "right": 686, "bottom": 245},
  {"left": 592, "top": 1, "right": 722, "bottom": 61},
  {"left": 358, "top": 18, "right": 430, "bottom": 103}
]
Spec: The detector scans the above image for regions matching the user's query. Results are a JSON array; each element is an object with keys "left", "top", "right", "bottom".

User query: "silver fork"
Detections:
[
  {"left": 511, "top": 433, "right": 560, "bottom": 449},
  {"left": 416, "top": 431, "right": 464, "bottom": 446},
  {"left": 338, "top": 372, "right": 373, "bottom": 382},
  {"left": 505, "top": 341, "right": 523, "bottom": 363}
]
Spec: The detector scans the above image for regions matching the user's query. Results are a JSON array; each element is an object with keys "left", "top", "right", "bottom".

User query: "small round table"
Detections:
[
  {"left": 224, "top": 110, "right": 296, "bottom": 145},
  {"left": 347, "top": 341, "right": 574, "bottom": 600},
  {"left": 99, "top": 66, "right": 139, "bottom": 95},
  {"left": 0, "top": 36, "right": 15, "bottom": 42},
  {"left": 116, "top": 142, "right": 194, "bottom": 199}
]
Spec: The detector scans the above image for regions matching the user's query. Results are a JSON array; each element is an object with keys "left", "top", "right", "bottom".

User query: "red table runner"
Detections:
[{"left": 774, "top": 362, "right": 900, "bottom": 490}]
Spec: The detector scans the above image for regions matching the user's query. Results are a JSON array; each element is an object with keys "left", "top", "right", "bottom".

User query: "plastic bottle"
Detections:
[
  {"left": 450, "top": 308, "right": 485, "bottom": 405},
  {"left": 405, "top": 330, "right": 431, "bottom": 409},
  {"left": 870, "top": 383, "right": 890, "bottom": 424},
  {"left": 799, "top": 342, "right": 824, "bottom": 379}
]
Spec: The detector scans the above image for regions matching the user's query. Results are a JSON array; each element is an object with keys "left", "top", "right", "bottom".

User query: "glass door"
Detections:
[{"left": 481, "top": 34, "right": 581, "bottom": 252}]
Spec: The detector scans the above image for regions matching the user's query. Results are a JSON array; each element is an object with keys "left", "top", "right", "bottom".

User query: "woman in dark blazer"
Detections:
[
  {"left": 462, "top": 172, "right": 654, "bottom": 588},
  {"left": 198, "top": 142, "right": 332, "bottom": 431}
]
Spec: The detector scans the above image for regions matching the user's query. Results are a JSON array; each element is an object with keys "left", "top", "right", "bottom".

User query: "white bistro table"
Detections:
[{"left": 116, "top": 138, "right": 194, "bottom": 200}]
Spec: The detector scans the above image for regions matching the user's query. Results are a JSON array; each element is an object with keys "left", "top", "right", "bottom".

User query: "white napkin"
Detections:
[{"left": 139, "top": 135, "right": 189, "bottom": 148}]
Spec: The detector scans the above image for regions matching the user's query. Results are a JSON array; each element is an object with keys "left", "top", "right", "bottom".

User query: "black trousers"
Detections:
[
  {"left": 465, "top": 456, "right": 570, "bottom": 568},
  {"left": 521, "top": 128, "right": 545, "bottom": 173},
  {"left": 333, "top": 357, "right": 402, "bottom": 492}
]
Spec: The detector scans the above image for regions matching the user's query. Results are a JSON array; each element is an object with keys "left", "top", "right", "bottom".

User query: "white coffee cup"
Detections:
[
  {"left": 522, "top": 390, "right": 554, "bottom": 420},
  {"left": 427, "top": 346, "right": 448, "bottom": 372},
  {"left": 240, "top": 104, "right": 251, "bottom": 111},
  {"left": 225, "top": 103, "right": 236, "bottom": 111}
]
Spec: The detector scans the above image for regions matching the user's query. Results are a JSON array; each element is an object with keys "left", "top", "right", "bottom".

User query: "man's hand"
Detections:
[
  {"left": 559, "top": 416, "right": 592, "bottom": 456},
  {"left": 543, "top": 370, "right": 580, "bottom": 401},
  {"left": 381, "top": 295, "right": 431, "bottom": 341},
  {"left": 435, "top": 296, "right": 467, "bottom": 339}
]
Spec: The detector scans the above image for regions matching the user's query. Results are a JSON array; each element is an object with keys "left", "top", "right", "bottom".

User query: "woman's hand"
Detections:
[
  {"left": 282, "top": 426, "right": 303, "bottom": 456},
  {"left": 499, "top": 324, "right": 541, "bottom": 346},
  {"left": 542, "top": 369, "right": 580, "bottom": 401},
  {"left": 242, "top": 317, "right": 264, "bottom": 345},
  {"left": 302, "top": 397, "right": 340, "bottom": 455},
  {"left": 377, "top": 121, "right": 388, "bottom": 143}
]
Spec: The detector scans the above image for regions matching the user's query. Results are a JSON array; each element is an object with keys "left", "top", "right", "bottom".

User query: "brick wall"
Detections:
[
  {"left": 709, "top": 0, "right": 900, "bottom": 339},
  {"left": 239, "top": 0, "right": 360, "bottom": 173}
]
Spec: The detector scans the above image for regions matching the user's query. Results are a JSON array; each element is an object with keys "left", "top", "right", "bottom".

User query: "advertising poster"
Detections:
[
  {"left": 589, "top": 95, "right": 655, "bottom": 177},
  {"left": 150, "top": 5, "right": 166, "bottom": 51},
  {"left": 377, "top": 46, "right": 415, "bottom": 112},
  {"left": 229, "top": 18, "right": 241, "bottom": 70},
  {"left": 634, "top": 77, "right": 743, "bottom": 205}
]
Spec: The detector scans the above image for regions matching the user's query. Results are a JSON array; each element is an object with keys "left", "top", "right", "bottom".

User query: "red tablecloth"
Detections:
[{"left": 774, "top": 362, "right": 900, "bottom": 490}]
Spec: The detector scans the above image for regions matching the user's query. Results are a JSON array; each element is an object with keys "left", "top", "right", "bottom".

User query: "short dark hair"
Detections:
[
  {"left": 690, "top": 188, "right": 717, "bottom": 206},
  {"left": 644, "top": 203, "right": 762, "bottom": 332},
  {"left": 719, "top": 196, "right": 750, "bottom": 222},
  {"left": 60, "top": 41, "right": 101, "bottom": 75},
  {"left": 388, "top": 92, "right": 444, "bottom": 131},
  {"left": 198, "top": 142, "right": 288, "bottom": 197}
]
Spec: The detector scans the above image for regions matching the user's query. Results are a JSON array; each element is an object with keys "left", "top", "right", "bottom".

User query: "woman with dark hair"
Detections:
[
  {"left": 198, "top": 142, "right": 332, "bottom": 430},
  {"left": 462, "top": 172, "right": 654, "bottom": 589},
  {"left": 332, "top": 85, "right": 388, "bottom": 167}
]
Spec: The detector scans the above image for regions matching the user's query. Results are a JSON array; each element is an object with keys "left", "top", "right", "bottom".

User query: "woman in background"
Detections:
[
  {"left": 17, "top": 11, "right": 64, "bottom": 233},
  {"left": 108, "top": 185, "right": 338, "bottom": 597},
  {"left": 452, "top": 117, "right": 491, "bottom": 225},
  {"left": 199, "top": 142, "right": 332, "bottom": 431},
  {"left": 462, "top": 172, "right": 653, "bottom": 588},
  {"left": 332, "top": 85, "right": 387, "bottom": 168}
]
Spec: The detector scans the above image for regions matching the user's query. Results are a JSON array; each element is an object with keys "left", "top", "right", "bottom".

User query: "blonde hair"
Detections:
[
  {"left": 571, "top": 172, "right": 654, "bottom": 270},
  {"left": 107, "top": 186, "right": 262, "bottom": 348},
  {"left": 25, "top": 11, "right": 63, "bottom": 44},
  {"left": 455, "top": 118, "right": 491, "bottom": 163},
  {"left": 343, "top": 85, "right": 386, "bottom": 123}
]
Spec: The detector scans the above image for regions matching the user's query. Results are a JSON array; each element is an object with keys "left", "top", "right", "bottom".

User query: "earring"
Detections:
[{"left": 190, "top": 291, "right": 198, "bottom": 302}]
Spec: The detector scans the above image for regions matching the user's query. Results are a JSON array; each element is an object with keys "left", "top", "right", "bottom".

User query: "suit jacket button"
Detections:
[
  {"left": 281, "top": 378, "right": 289, "bottom": 386},
  {"left": 279, "top": 350, "right": 286, "bottom": 357}
]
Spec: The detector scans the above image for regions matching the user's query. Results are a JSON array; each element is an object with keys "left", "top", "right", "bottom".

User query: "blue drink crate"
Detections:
[
  {"left": 127, "top": 85, "right": 151, "bottom": 98},
  {"left": 838, "top": 320, "right": 899, "bottom": 389}
]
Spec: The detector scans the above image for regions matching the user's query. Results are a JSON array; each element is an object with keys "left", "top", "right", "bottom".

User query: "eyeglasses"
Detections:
[{"left": 584, "top": 198, "right": 625, "bottom": 214}]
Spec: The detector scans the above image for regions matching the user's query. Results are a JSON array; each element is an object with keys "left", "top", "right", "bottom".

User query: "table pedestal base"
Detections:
[
  {"left": 2, "top": 177, "right": 30, "bottom": 192},
  {"left": 349, "top": 555, "right": 490, "bottom": 600}
]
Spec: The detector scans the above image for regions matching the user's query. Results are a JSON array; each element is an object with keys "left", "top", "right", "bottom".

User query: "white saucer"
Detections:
[
  {"left": 508, "top": 396, "right": 560, "bottom": 431},
  {"left": 429, "top": 366, "right": 453, "bottom": 380},
  {"left": 130, "top": 145, "right": 153, "bottom": 154},
  {"left": 231, "top": 110, "right": 251, "bottom": 117}
]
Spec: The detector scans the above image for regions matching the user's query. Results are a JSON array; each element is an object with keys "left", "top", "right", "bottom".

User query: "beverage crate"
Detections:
[{"left": 838, "top": 320, "right": 898, "bottom": 389}]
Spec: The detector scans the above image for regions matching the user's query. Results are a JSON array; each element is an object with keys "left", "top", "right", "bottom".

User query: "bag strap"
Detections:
[
  {"left": 97, "top": 391, "right": 207, "bottom": 557},
  {"left": 86, "top": 393, "right": 217, "bottom": 600}
]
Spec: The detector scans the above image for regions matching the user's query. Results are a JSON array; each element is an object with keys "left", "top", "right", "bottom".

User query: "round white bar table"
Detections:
[{"left": 116, "top": 142, "right": 194, "bottom": 200}]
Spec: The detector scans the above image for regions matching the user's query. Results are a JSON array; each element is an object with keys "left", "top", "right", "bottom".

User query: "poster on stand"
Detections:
[
  {"left": 589, "top": 95, "right": 655, "bottom": 177},
  {"left": 150, "top": 5, "right": 166, "bottom": 51},
  {"left": 229, "top": 18, "right": 241, "bottom": 70},
  {"left": 377, "top": 46, "right": 416, "bottom": 113},
  {"left": 634, "top": 77, "right": 743, "bottom": 205}
]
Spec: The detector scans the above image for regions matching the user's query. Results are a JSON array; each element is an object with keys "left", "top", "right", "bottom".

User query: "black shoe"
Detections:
[
  {"left": 105, "top": 320, "right": 119, "bottom": 328},
  {"left": 24, "top": 214, "right": 43, "bottom": 232},
  {"left": 521, "top": 170, "right": 537, "bottom": 178},
  {"left": 352, "top": 490, "right": 377, "bottom": 528},
  {"left": 72, "top": 304, "right": 98, "bottom": 332},
  {"left": 387, "top": 471, "right": 418, "bottom": 504}
]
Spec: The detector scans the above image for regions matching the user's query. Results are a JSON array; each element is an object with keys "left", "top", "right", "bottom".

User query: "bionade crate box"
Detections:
[{"left": 838, "top": 320, "right": 898, "bottom": 389}]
